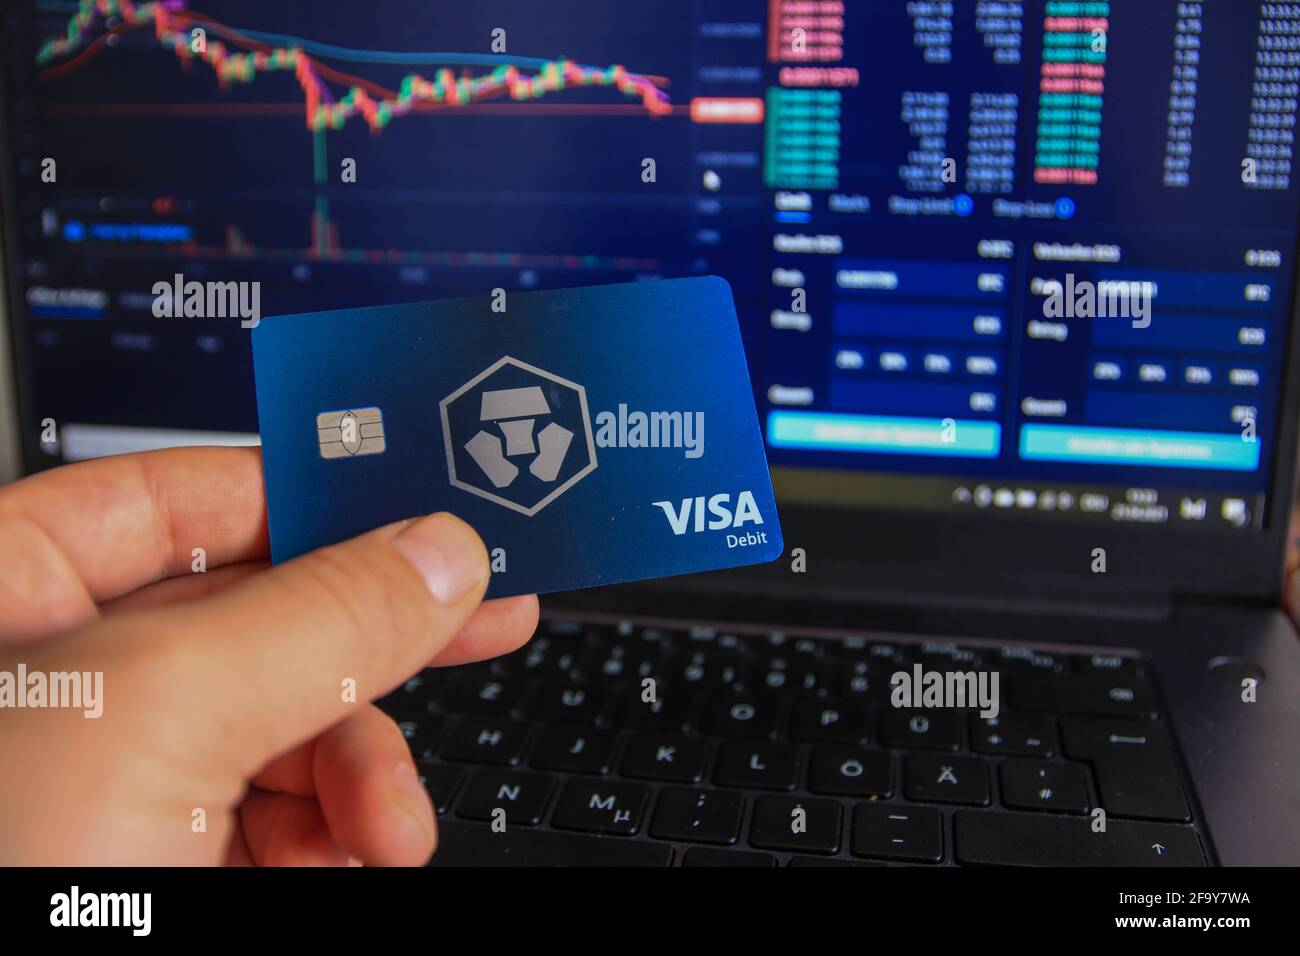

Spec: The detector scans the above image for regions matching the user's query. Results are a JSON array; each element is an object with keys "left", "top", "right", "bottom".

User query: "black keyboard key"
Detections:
[
  {"left": 592, "top": 647, "right": 666, "bottom": 683},
  {"left": 684, "top": 848, "right": 775, "bottom": 867},
  {"left": 677, "top": 652, "right": 743, "bottom": 690},
  {"left": 545, "top": 647, "right": 593, "bottom": 682},
  {"left": 415, "top": 761, "right": 463, "bottom": 814},
  {"left": 917, "top": 641, "right": 984, "bottom": 670},
  {"left": 841, "top": 661, "right": 891, "bottom": 702},
  {"left": 866, "top": 640, "right": 908, "bottom": 664},
  {"left": 503, "top": 637, "right": 572, "bottom": 678},
  {"left": 714, "top": 740, "right": 799, "bottom": 791},
  {"left": 376, "top": 669, "right": 443, "bottom": 712},
  {"left": 650, "top": 787, "right": 745, "bottom": 844},
  {"left": 430, "top": 821, "right": 672, "bottom": 866},
  {"left": 1061, "top": 718, "right": 1190, "bottom": 821},
  {"left": 999, "top": 759, "right": 1090, "bottom": 814},
  {"left": 904, "top": 755, "right": 990, "bottom": 805},
  {"left": 700, "top": 629, "right": 747, "bottom": 653},
  {"left": 624, "top": 623, "right": 679, "bottom": 647},
  {"left": 621, "top": 733, "right": 708, "bottom": 783},
  {"left": 396, "top": 714, "right": 446, "bottom": 759},
  {"left": 632, "top": 622, "right": 673, "bottom": 644},
  {"left": 971, "top": 712, "right": 1054, "bottom": 757},
  {"left": 1013, "top": 673, "right": 1157, "bottom": 719},
  {"left": 527, "top": 681, "right": 608, "bottom": 723},
  {"left": 702, "top": 695, "right": 780, "bottom": 739},
  {"left": 440, "top": 718, "right": 529, "bottom": 766},
  {"left": 748, "top": 658, "right": 827, "bottom": 695},
  {"left": 1074, "top": 653, "right": 1143, "bottom": 676},
  {"left": 880, "top": 709, "right": 960, "bottom": 751},
  {"left": 851, "top": 804, "right": 943, "bottom": 863},
  {"left": 503, "top": 637, "right": 547, "bottom": 672},
  {"left": 954, "top": 811, "right": 1204, "bottom": 866},
  {"left": 749, "top": 633, "right": 810, "bottom": 658},
  {"left": 790, "top": 699, "right": 871, "bottom": 745},
  {"left": 442, "top": 675, "right": 526, "bottom": 717},
  {"left": 997, "top": 646, "right": 1066, "bottom": 675},
  {"left": 750, "top": 796, "right": 842, "bottom": 854},
  {"left": 456, "top": 770, "right": 553, "bottom": 826},
  {"left": 825, "top": 635, "right": 870, "bottom": 657},
  {"left": 551, "top": 779, "right": 649, "bottom": 835},
  {"left": 540, "top": 618, "right": 585, "bottom": 639},
  {"left": 617, "top": 688, "right": 694, "bottom": 732},
  {"left": 529, "top": 725, "right": 618, "bottom": 775},
  {"left": 789, "top": 636, "right": 825, "bottom": 657},
  {"left": 807, "top": 748, "right": 893, "bottom": 798}
]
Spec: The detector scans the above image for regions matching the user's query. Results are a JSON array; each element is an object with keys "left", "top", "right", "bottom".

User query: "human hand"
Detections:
[{"left": 0, "top": 446, "right": 537, "bottom": 865}]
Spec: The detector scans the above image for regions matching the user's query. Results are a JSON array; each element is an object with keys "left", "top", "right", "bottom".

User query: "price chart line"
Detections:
[
  {"left": 38, "top": 0, "right": 676, "bottom": 132},
  {"left": 36, "top": 0, "right": 679, "bottom": 268}
]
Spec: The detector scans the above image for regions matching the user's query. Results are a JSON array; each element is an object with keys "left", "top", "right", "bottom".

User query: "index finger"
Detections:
[{"left": 0, "top": 445, "right": 267, "bottom": 639}]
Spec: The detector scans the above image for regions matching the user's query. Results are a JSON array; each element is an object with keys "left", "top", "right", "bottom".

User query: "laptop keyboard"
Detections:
[{"left": 378, "top": 615, "right": 1208, "bottom": 866}]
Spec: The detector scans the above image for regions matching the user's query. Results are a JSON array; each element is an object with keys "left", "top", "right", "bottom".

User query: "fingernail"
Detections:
[
  {"left": 391, "top": 762, "right": 437, "bottom": 847},
  {"left": 393, "top": 513, "right": 487, "bottom": 604}
]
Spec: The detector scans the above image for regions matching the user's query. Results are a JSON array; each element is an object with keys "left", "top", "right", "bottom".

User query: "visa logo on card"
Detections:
[{"left": 252, "top": 277, "right": 782, "bottom": 598}]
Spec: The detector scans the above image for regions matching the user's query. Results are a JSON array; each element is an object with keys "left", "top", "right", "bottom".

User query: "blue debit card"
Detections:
[{"left": 252, "top": 277, "right": 783, "bottom": 598}]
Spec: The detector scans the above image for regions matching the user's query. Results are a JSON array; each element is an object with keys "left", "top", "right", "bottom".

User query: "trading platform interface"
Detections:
[{"left": 3, "top": 1, "right": 1298, "bottom": 533}]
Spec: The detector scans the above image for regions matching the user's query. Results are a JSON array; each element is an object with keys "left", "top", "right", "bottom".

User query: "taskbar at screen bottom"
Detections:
[{"left": 772, "top": 467, "right": 1266, "bottom": 533}]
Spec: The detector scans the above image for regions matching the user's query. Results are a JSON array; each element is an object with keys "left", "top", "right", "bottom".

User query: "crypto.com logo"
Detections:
[{"left": 439, "top": 356, "right": 597, "bottom": 516}]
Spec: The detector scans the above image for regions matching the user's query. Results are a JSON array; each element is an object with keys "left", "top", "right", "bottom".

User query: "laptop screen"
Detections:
[{"left": 3, "top": 1, "right": 1297, "bottom": 536}]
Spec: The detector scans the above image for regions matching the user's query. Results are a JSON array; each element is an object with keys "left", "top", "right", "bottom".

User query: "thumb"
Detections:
[{"left": 96, "top": 512, "right": 490, "bottom": 776}]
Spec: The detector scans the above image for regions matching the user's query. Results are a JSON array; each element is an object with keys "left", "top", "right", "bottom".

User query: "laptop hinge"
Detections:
[{"left": 549, "top": 570, "right": 1175, "bottom": 638}]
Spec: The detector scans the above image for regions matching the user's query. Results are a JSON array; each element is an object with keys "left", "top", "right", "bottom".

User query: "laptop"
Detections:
[{"left": 2, "top": 1, "right": 1298, "bottom": 866}]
